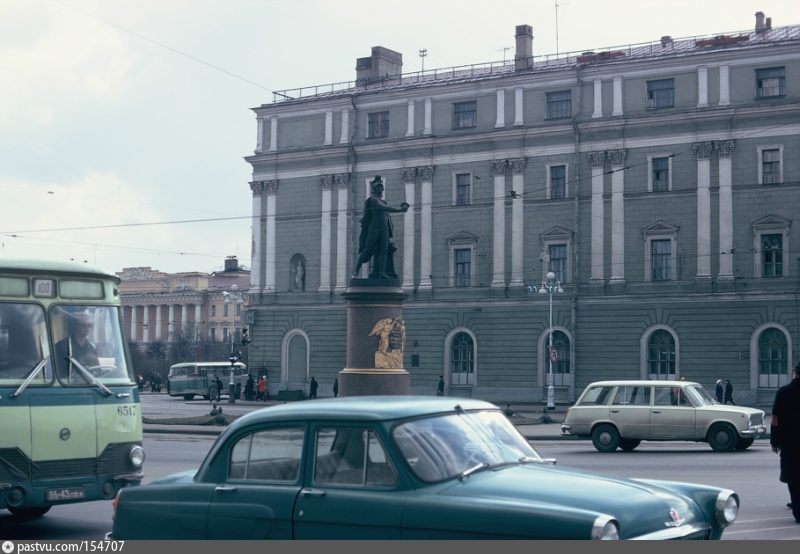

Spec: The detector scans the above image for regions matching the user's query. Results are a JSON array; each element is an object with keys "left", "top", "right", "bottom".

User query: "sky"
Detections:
[{"left": 1, "top": 0, "right": 798, "bottom": 276}]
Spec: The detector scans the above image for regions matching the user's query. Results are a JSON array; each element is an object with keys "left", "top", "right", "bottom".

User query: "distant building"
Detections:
[
  {"left": 118, "top": 256, "right": 250, "bottom": 348},
  {"left": 245, "top": 12, "right": 799, "bottom": 405}
]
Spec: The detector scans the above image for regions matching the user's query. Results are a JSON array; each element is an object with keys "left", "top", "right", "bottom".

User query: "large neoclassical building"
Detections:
[{"left": 244, "top": 12, "right": 798, "bottom": 405}]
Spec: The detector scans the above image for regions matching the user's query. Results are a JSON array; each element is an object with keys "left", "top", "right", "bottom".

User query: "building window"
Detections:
[
  {"left": 210, "top": 328, "right": 216, "bottom": 342},
  {"left": 756, "top": 67, "right": 785, "bottom": 98},
  {"left": 551, "top": 330, "right": 571, "bottom": 386},
  {"left": 549, "top": 165, "right": 566, "bottom": 199},
  {"left": 646, "top": 78, "right": 674, "bottom": 109},
  {"left": 758, "top": 328, "right": 788, "bottom": 388},
  {"left": 223, "top": 304, "right": 229, "bottom": 317},
  {"left": 450, "top": 331, "right": 475, "bottom": 386},
  {"left": 761, "top": 234, "right": 783, "bottom": 277},
  {"left": 760, "top": 147, "right": 782, "bottom": 184},
  {"left": 211, "top": 305, "right": 216, "bottom": 317},
  {"left": 549, "top": 244, "right": 567, "bottom": 283},
  {"left": 454, "top": 173, "right": 471, "bottom": 205},
  {"left": 651, "top": 239, "right": 672, "bottom": 281},
  {"left": 222, "top": 327, "right": 229, "bottom": 343},
  {"left": 367, "top": 111, "right": 389, "bottom": 138},
  {"left": 651, "top": 156, "right": 670, "bottom": 192},
  {"left": 454, "top": 249, "right": 471, "bottom": 287},
  {"left": 546, "top": 90, "right": 571, "bottom": 119},
  {"left": 647, "top": 330, "right": 676, "bottom": 380},
  {"left": 453, "top": 101, "right": 477, "bottom": 129}
]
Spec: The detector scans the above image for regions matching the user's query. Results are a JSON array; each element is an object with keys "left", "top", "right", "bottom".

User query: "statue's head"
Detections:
[{"left": 370, "top": 175, "right": 384, "bottom": 193}]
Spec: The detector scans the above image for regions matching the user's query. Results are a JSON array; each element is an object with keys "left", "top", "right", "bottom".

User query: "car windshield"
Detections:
[
  {"left": 685, "top": 384, "right": 717, "bottom": 406},
  {"left": 392, "top": 409, "right": 542, "bottom": 482}
]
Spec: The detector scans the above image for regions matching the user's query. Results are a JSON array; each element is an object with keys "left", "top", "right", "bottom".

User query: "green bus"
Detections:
[
  {"left": 167, "top": 361, "right": 249, "bottom": 401},
  {"left": 0, "top": 258, "right": 144, "bottom": 519}
]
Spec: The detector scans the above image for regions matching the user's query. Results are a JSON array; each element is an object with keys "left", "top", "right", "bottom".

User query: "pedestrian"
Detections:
[
  {"left": 715, "top": 379, "right": 724, "bottom": 403},
  {"left": 724, "top": 380, "right": 735, "bottom": 405},
  {"left": 770, "top": 361, "right": 800, "bottom": 524},
  {"left": 257, "top": 376, "right": 266, "bottom": 402},
  {"left": 436, "top": 376, "right": 444, "bottom": 396},
  {"left": 214, "top": 374, "right": 223, "bottom": 401},
  {"left": 309, "top": 376, "right": 318, "bottom": 399},
  {"left": 333, "top": 378, "right": 339, "bottom": 398},
  {"left": 263, "top": 375, "right": 270, "bottom": 400},
  {"left": 244, "top": 374, "right": 254, "bottom": 401}
]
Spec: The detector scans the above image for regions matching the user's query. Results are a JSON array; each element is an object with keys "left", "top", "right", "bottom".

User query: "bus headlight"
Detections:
[
  {"left": 715, "top": 490, "right": 738, "bottom": 526},
  {"left": 128, "top": 445, "right": 145, "bottom": 469}
]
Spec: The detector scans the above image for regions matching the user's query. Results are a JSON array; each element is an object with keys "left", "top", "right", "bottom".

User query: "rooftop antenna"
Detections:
[
  {"left": 555, "top": 0, "right": 560, "bottom": 57},
  {"left": 419, "top": 48, "right": 428, "bottom": 72},
  {"left": 498, "top": 46, "right": 511, "bottom": 63}
]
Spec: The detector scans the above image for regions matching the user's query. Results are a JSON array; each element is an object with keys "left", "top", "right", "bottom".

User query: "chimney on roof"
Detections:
[
  {"left": 514, "top": 25, "right": 533, "bottom": 71},
  {"left": 224, "top": 256, "right": 239, "bottom": 272},
  {"left": 766, "top": 17, "right": 772, "bottom": 30},
  {"left": 356, "top": 46, "right": 403, "bottom": 85},
  {"left": 660, "top": 35, "right": 673, "bottom": 47},
  {"left": 755, "top": 11, "right": 765, "bottom": 32}
]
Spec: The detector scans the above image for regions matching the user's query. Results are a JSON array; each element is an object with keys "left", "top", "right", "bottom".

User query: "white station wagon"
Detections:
[{"left": 561, "top": 380, "right": 767, "bottom": 452}]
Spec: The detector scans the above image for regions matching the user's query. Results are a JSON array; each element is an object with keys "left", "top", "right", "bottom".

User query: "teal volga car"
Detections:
[{"left": 109, "top": 396, "right": 738, "bottom": 540}]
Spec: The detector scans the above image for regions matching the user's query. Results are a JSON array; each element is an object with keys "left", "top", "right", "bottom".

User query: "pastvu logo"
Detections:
[{"left": 2, "top": 541, "right": 15, "bottom": 553}]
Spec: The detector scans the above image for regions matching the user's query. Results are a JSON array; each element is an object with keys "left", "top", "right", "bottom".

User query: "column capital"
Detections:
[
  {"left": 249, "top": 180, "right": 265, "bottom": 194},
  {"left": 715, "top": 140, "right": 735, "bottom": 158},
  {"left": 605, "top": 149, "right": 627, "bottom": 167},
  {"left": 509, "top": 158, "right": 527, "bottom": 174},
  {"left": 588, "top": 152, "right": 605, "bottom": 168},
  {"left": 320, "top": 175, "right": 333, "bottom": 190},
  {"left": 265, "top": 179, "right": 279, "bottom": 194},
  {"left": 491, "top": 160, "right": 508, "bottom": 175},
  {"left": 417, "top": 166, "right": 435, "bottom": 182},
  {"left": 692, "top": 142, "right": 714, "bottom": 159},
  {"left": 402, "top": 168, "right": 417, "bottom": 184},
  {"left": 333, "top": 173, "right": 350, "bottom": 188}
]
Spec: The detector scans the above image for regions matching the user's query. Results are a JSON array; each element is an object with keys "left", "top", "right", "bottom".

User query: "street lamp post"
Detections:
[
  {"left": 538, "top": 271, "right": 563, "bottom": 411},
  {"left": 223, "top": 284, "right": 244, "bottom": 404}
]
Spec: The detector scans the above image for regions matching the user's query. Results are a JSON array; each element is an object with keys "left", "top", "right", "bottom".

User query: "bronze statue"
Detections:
[{"left": 353, "top": 175, "right": 409, "bottom": 279}]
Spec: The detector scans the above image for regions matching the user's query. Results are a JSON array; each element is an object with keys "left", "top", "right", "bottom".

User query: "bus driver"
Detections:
[{"left": 55, "top": 310, "right": 100, "bottom": 382}]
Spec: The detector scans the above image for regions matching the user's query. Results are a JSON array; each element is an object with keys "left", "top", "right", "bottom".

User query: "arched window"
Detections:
[
  {"left": 551, "top": 331, "right": 571, "bottom": 384},
  {"left": 758, "top": 327, "right": 787, "bottom": 388},
  {"left": 450, "top": 332, "right": 475, "bottom": 386},
  {"left": 647, "top": 330, "right": 675, "bottom": 380}
]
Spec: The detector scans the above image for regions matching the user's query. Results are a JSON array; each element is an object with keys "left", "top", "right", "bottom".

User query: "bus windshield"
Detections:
[{"left": 51, "top": 305, "right": 132, "bottom": 385}]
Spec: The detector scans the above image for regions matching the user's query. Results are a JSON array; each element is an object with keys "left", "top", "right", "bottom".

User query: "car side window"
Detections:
[
  {"left": 654, "top": 387, "right": 689, "bottom": 406},
  {"left": 612, "top": 386, "right": 650, "bottom": 406},
  {"left": 228, "top": 427, "right": 304, "bottom": 482},
  {"left": 314, "top": 428, "right": 397, "bottom": 487},
  {"left": 579, "top": 386, "right": 614, "bottom": 405}
]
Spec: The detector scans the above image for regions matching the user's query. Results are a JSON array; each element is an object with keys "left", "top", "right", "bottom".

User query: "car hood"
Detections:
[
  {"left": 697, "top": 404, "right": 763, "bottom": 416},
  {"left": 436, "top": 463, "right": 703, "bottom": 538}
]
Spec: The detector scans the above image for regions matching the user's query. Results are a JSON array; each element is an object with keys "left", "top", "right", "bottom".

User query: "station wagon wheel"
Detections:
[
  {"left": 735, "top": 437, "right": 754, "bottom": 451},
  {"left": 591, "top": 424, "right": 620, "bottom": 452},
  {"left": 708, "top": 423, "right": 737, "bottom": 452},
  {"left": 8, "top": 506, "right": 51, "bottom": 519},
  {"left": 619, "top": 438, "right": 641, "bottom": 452}
]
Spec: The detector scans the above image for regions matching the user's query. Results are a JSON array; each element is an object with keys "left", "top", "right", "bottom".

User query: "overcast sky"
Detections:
[{"left": 1, "top": 0, "right": 797, "bottom": 276}]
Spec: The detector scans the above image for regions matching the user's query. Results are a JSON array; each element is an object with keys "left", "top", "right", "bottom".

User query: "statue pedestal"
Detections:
[{"left": 339, "top": 279, "right": 410, "bottom": 396}]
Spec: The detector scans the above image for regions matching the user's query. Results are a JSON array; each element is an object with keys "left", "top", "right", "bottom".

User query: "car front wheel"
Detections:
[
  {"left": 619, "top": 438, "right": 641, "bottom": 451},
  {"left": 9, "top": 506, "right": 51, "bottom": 519},
  {"left": 592, "top": 424, "right": 620, "bottom": 452},
  {"left": 708, "top": 423, "right": 737, "bottom": 452}
]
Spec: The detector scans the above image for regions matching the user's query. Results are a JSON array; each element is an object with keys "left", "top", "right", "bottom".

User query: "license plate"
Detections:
[{"left": 46, "top": 487, "right": 86, "bottom": 502}]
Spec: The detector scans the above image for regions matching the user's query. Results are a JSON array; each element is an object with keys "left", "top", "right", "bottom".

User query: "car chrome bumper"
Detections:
[
  {"left": 560, "top": 424, "right": 572, "bottom": 435},
  {"left": 741, "top": 425, "right": 767, "bottom": 438}
]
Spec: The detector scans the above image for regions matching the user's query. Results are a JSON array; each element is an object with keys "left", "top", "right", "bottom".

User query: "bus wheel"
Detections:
[
  {"left": 9, "top": 506, "right": 51, "bottom": 519},
  {"left": 183, "top": 394, "right": 195, "bottom": 401}
]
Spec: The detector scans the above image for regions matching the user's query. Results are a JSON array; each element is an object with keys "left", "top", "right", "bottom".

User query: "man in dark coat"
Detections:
[
  {"left": 724, "top": 380, "right": 735, "bottom": 405},
  {"left": 309, "top": 376, "right": 318, "bottom": 399},
  {"left": 715, "top": 380, "right": 724, "bottom": 403},
  {"left": 771, "top": 362, "right": 800, "bottom": 523},
  {"left": 352, "top": 176, "right": 409, "bottom": 279}
]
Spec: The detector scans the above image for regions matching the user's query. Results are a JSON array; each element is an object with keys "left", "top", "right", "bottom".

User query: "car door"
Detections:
[
  {"left": 610, "top": 385, "right": 651, "bottom": 438},
  {"left": 206, "top": 425, "right": 305, "bottom": 539},
  {"left": 650, "top": 386, "right": 697, "bottom": 438},
  {"left": 293, "top": 426, "right": 403, "bottom": 539}
]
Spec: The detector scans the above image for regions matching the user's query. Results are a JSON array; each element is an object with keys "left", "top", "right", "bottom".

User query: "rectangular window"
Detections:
[
  {"left": 550, "top": 165, "right": 566, "bottom": 199},
  {"left": 652, "top": 157, "right": 670, "bottom": 192},
  {"left": 762, "top": 234, "right": 783, "bottom": 277},
  {"left": 546, "top": 90, "right": 572, "bottom": 119},
  {"left": 453, "top": 101, "right": 477, "bottom": 129},
  {"left": 222, "top": 328, "right": 229, "bottom": 343},
  {"left": 455, "top": 173, "right": 471, "bottom": 205},
  {"left": 367, "top": 111, "right": 389, "bottom": 138},
  {"left": 454, "top": 248, "right": 471, "bottom": 287},
  {"left": 762, "top": 148, "right": 781, "bottom": 184},
  {"left": 651, "top": 239, "right": 672, "bottom": 281},
  {"left": 211, "top": 305, "right": 216, "bottom": 317},
  {"left": 549, "top": 244, "right": 567, "bottom": 282},
  {"left": 756, "top": 67, "right": 785, "bottom": 98},
  {"left": 646, "top": 78, "right": 674, "bottom": 109},
  {"left": 223, "top": 304, "right": 229, "bottom": 317},
  {"left": 210, "top": 328, "right": 216, "bottom": 342}
]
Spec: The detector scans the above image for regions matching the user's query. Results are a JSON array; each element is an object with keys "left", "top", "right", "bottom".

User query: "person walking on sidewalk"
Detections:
[
  {"left": 715, "top": 380, "right": 724, "bottom": 403},
  {"left": 724, "top": 380, "right": 736, "bottom": 405},
  {"left": 309, "top": 376, "right": 318, "bottom": 399},
  {"left": 771, "top": 361, "right": 800, "bottom": 523}
]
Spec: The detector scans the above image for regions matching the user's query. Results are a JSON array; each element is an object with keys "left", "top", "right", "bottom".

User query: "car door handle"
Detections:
[
  {"left": 610, "top": 409, "right": 620, "bottom": 413},
  {"left": 651, "top": 410, "right": 661, "bottom": 414},
  {"left": 215, "top": 485, "right": 237, "bottom": 493},
  {"left": 301, "top": 489, "right": 327, "bottom": 498}
]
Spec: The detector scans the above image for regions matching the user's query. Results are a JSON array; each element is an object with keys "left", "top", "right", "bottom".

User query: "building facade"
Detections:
[{"left": 245, "top": 13, "right": 799, "bottom": 405}]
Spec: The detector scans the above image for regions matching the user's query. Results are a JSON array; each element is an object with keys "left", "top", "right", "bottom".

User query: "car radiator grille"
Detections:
[{"left": 750, "top": 413, "right": 764, "bottom": 426}]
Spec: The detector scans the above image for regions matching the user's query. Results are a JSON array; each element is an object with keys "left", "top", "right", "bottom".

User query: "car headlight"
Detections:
[
  {"left": 591, "top": 515, "right": 619, "bottom": 540},
  {"left": 715, "top": 490, "right": 739, "bottom": 526},
  {"left": 128, "top": 444, "right": 145, "bottom": 469}
]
